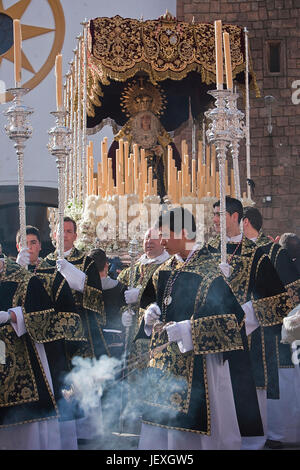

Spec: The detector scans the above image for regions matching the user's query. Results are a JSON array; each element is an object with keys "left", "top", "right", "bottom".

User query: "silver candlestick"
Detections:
[
  {"left": 48, "top": 110, "right": 71, "bottom": 260},
  {"left": 119, "top": 236, "right": 139, "bottom": 434},
  {"left": 4, "top": 87, "right": 33, "bottom": 251},
  {"left": 205, "top": 89, "right": 232, "bottom": 265},
  {"left": 226, "top": 91, "right": 245, "bottom": 201}
]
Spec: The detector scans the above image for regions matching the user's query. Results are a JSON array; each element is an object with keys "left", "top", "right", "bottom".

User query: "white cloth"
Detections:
[
  {"left": 227, "top": 233, "right": 243, "bottom": 243},
  {"left": 101, "top": 276, "right": 119, "bottom": 290},
  {"left": 59, "top": 420, "right": 78, "bottom": 450},
  {"left": 122, "top": 309, "right": 134, "bottom": 327},
  {"left": 0, "top": 306, "right": 61, "bottom": 450},
  {"left": 219, "top": 262, "right": 232, "bottom": 278},
  {"left": 281, "top": 305, "right": 300, "bottom": 344},
  {"left": 124, "top": 287, "right": 141, "bottom": 304},
  {"left": 138, "top": 250, "right": 170, "bottom": 265},
  {"left": 267, "top": 366, "right": 300, "bottom": 443},
  {"left": 241, "top": 389, "right": 267, "bottom": 450},
  {"left": 138, "top": 354, "right": 241, "bottom": 450},
  {"left": 0, "top": 311, "right": 10, "bottom": 325},
  {"left": 242, "top": 301, "right": 260, "bottom": 336},
  {"left": 56, "top": 258, "right": 86, "bottom": 292},
  {"left": 16, "top": 247, "right": 30, "bottom": 267}
]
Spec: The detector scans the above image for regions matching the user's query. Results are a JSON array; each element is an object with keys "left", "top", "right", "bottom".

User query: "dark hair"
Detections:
[
  {"left": 213, "top": 196, "right": 243, "bottom": 223},
  {"left": 279, "top": 233, "right": 300, "bottom": 259},
  {"left": 88, "top": 248, "right": 108, "bottom": 272},
  {"left": 63, "top": 216, "right": 77, "bottom": 233},
  {"left": 16, "top": 225, "right": 41, "bottom": 244},
  {"left": 157, "top": 207, "right": 196, "bottom": 239},
  {"left": 242, "top": 206, "right": 263, "bottom": 232}
]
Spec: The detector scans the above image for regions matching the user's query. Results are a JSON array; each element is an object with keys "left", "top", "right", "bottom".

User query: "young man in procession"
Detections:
[
  {"left": 242, "top": 206, "right": 300, "bottom": 448},
  {"left": 135, "top": 207, "right": 263, "bottom": 450},
  {"left": 207, "top": 196, "right": 293, "bottom": 450}
]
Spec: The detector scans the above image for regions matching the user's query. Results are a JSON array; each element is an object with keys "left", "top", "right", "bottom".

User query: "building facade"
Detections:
[{"left": 176, "top": 0, "right": 300, "bottom": 237}]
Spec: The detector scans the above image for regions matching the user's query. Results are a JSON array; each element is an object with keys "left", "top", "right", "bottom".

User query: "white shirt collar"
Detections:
[
  {"left": 175, "top": 243, "right": 201, "bottom": 263},
  {"left": 64, "top": 248, "right": 73, "bottom": 256},
  {"left": 250, "top": 237, "right": 258, "bottom": 242},
  {"left": 226, "top": 233, "right": 243, "bottom": 243},
  {"left": 138, "top": 250, "right": 170, "bottom": 265}
]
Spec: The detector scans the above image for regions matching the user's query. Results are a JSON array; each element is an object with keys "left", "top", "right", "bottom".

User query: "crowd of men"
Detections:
[{"left": 0, "top": 197, "right": 300, "bottom": 450}]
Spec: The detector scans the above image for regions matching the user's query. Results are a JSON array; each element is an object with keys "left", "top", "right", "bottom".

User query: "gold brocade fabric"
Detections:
[
  {"left": 252, "top": 293, "right": 293, "bottom": 327},
  {"left": 0, "top": 325, "right": 39, "bottom": 407},
  {"left": 86, "top": 15, "right": 260, "bottom": 117},
  {"left": 191, "top": 314, "right": 243, "bottom": 354},
  {"left": 147, "top": 328, "right": 194, "bottom": 415}
]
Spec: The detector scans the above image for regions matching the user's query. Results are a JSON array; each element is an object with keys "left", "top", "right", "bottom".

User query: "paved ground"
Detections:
[{"left": 78, "top": 433, "right": 300, "bottom": 451}]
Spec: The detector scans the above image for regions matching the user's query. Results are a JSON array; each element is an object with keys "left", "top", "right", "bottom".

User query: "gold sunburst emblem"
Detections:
[
  {"left": 0, "top": 0, "right": 65, "bottom": 101},
  {"left": 120, "top": 77, "right": 167, "bottom": 118}
]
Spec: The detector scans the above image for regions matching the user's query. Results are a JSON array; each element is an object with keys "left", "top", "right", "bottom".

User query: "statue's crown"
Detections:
[{"left": 120, "top": 78, "right": 166, "bottom": 117}]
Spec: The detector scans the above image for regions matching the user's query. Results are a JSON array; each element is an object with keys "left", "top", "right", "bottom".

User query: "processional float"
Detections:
[
  {"left": 48, "top": 12, "right": 259, "bottom": 265},
  {"left": 4, "top": 13, "right": 259, "bottom": 267}
]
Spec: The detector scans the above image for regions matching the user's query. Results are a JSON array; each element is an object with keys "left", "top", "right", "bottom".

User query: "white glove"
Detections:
[
  {"left": 16, "top": 247, "right": 30, "bottom": 267},
  {"left": 219, "top": 262, "right": 232, "bottom": 278},
  {"left": 122, "top": 309, "right": 135, "bottom": 327},
  {"left": 124, "top": 287, "right": 141, "bottom": 305},
  {"left": 164, "top": 322, "right": 182, "bottom": 343},
  {"left": 0, "top": 311, "right": 10, "bottom": 325},
  {"left": 56, "top": 259, "right": 86, "bottom": 293},
  {"left": 144, "top": 303, "right": 161, "bottom": 326}
]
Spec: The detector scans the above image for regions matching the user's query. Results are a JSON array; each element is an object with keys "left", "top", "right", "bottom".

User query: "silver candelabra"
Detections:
[
  {"left": 48, "top": 110, "right": 71, "bottom": 259},
  {"left": 227, "top": 91, "right": 245, "bottom": 201},
  {"left": 205, "top": 89, "right": 232, "bottom": 265},
  {"left": 4, "top": 87, "right": 33, "bottom": 251}
]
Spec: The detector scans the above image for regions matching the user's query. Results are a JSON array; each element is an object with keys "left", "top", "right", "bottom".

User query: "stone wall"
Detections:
[{"left": 176, "top": 0, "right": 300, "bottom": 237}]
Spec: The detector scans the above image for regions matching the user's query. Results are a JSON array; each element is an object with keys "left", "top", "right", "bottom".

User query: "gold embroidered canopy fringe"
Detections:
[{"left": 86, "top": 13, "right": 259, "bottom": 118}]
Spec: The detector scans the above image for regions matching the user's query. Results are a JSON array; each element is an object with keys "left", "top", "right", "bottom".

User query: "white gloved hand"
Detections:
[
  {"left": 122, "top": 309, "right": 135, "bottom": 327},
  {"left": 0, "top": 311, "right": 10, "bottom": 325},
  {"left": 56, "top": 259, "right": 86, "bottom": 293},
  {"left": 219, "top": 262, "right": 232, "bottom": 278},
  {"left": 144, "top": 303, "right": 161, "bottom": 326},
  {"left": 124, "top": 287, "right": 141, "bottom": 305},
  {"left": 16, "top": 247, "right": 30, "bottom": 267},
  {"left": 164, "top": 322, "right": 182, "bottom": 343}
]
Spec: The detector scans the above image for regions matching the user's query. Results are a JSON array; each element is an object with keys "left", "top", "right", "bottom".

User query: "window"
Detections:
[
  {"left": 265, "top": 40, "right": 285, "bottom": 76},
  {"left": 269, "top": 42, "right": 281, "bottom": 73}
]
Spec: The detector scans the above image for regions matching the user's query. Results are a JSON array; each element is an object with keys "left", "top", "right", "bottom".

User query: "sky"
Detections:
[{"left": 0, "top": 0, "right": 177, "bottom": 188}]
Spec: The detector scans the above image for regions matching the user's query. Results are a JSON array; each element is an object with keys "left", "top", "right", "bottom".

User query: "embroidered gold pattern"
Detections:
[{"left": 86, "top": 16, "right": 259, "bottom": 117}]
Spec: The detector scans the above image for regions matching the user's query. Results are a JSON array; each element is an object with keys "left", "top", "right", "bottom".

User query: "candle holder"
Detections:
[
  {"left": 205, "top": 89, "right": 232, "bottom": 264},
  {"left": 4, "top": 87, "right": 33, "bottom": 251},
  {"left": 48, "top": 110, "right": 71, "bottom": 259},
  {"left": 226, "top": 91, "right": 245, "bottom": 201}
]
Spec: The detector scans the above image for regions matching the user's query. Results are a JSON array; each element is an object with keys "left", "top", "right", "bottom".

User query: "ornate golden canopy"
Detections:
[{"left": 86, "top": 12, "right": 259, "bottom": 123}]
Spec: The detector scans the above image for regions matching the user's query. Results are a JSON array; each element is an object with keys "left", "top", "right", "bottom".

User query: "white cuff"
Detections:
[
  {"left": 144, "top": 324, "right": 153, "bottom": 337},
  {"left": 9, "top": 307, "right": 26, "bottom": 337},
  {"left": 242, "top": 300, "right": 259, "bottom": 336},
  {"left": 176, "top": 320, "right": 194, "bottom": 353}
]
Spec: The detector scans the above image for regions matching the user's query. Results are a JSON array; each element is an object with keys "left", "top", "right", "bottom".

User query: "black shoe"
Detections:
[{"left": 264, "top": 439, "right": 284, "bottom": 449}]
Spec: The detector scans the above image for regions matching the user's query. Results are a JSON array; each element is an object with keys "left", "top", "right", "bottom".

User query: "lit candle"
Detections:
[
  {"left": 214, "top": 20, "right": 223, "bottom": 90},
  {"left": 223, "top": 32, "right": 233, "bottom": 90},
  {"left": 13, "top": 19, "right": 22, "bottom": 86},
  {"left": 55, "top": 54, "right": 63, "bottom": 110}
]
